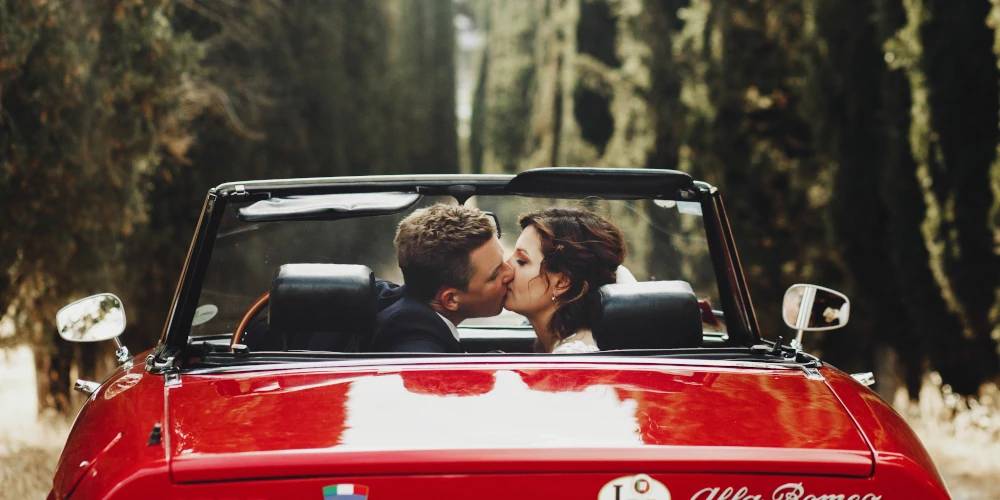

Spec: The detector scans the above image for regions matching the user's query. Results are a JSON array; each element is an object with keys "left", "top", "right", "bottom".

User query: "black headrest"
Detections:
[
  {"left": 593, "top": 281, "right": 703, "bottom": 350},
  {"left": 269, "top": 264, "right": 375, "bottom": 337}
]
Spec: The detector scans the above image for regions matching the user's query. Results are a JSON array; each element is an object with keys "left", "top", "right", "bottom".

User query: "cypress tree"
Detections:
[
  {"left": 0, "top": 0, "right": 202, "bottom": 411},
  {"left": 881, "top": 0, "right": 1000, "bottom": 394}
]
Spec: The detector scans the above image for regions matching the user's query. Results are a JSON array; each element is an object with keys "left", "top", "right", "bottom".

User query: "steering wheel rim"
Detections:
[{"left": 230, "top": 291, "right": 270, "bottom": 351}]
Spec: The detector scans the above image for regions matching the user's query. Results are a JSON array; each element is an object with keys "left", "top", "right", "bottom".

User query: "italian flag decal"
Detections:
[{"left": 322, "top": 484, "right": 369, "bottom": 500}]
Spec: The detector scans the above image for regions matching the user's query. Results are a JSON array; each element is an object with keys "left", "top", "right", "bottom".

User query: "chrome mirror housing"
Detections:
[
  {"left": 56, "top": 293, "right": 132, "bottom": 369},
  {"left": 57, "top": 293, "right": 126, "bottom": 342},
  {"left": 782, "top": 284, "right": 850, "bottom": 332},
  {"left": 782, "top": 284, "right": 850, "bottom": 351}
]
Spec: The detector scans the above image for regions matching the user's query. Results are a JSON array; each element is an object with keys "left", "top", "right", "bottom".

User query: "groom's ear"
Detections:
[{"left": 437, "top": 287, "right": 461, "bottom": 312}]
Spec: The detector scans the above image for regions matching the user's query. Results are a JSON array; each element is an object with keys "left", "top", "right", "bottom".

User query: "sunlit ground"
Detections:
[
  {"left": 1, "top": 347, "right": 998, "bottom": 499},
  {"left": 894, "top": 374, "right": 1000, "bottom": 500},
  {"left": 0, "top": 346, "right": 71, "bottom": 500}
]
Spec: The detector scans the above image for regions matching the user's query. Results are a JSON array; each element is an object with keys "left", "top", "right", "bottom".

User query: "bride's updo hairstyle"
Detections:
[{"left": 519, "top": 207, "right": 627, "bottom": 343}]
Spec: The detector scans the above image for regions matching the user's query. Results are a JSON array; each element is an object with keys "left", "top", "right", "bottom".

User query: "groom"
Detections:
[{"left": 370, "top": 204, "right": 514, "bottom": 353}]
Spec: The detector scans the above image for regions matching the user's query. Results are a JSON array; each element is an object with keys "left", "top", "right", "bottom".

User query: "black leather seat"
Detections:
[
  {"left": 249, "top": 263, "right": 376, "bottom": 352},
  {"left": 592, "top": 281, "right": 704, "bottom": 350}
]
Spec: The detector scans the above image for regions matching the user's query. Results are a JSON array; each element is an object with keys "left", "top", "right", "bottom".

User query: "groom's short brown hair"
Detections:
[{"left": 395, "top": 204, "right": 496, "bottom": 301}]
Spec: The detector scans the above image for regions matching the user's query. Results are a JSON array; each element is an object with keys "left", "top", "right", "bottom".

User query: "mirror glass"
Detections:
[
  {"left": 56, "top": 294, "right": 126, "bottom": 342},
  {"left": 782, "top": 284, "right": 850, "bottom": 331}
]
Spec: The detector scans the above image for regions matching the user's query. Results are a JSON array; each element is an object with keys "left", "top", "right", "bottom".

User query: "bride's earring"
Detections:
[{"left": 551, "top": 295, "right": 556, "bottom": 302}]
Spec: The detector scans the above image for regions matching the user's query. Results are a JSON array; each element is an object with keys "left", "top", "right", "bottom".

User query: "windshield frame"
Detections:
[{"left": 155, "top": 171, "right": 760, "bottom": 365}]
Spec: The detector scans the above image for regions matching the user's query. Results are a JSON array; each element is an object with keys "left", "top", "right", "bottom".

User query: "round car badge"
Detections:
[
  {"left": 599, "top": 474, "right": 670, "bottom": 500},
  {"left": 191, "top": 304, "right": 219, "bottom": 326}
]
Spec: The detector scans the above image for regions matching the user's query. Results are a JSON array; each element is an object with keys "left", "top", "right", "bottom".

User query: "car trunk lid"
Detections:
[{"left": 166, "top": 362, "right": 873, "bottom": 483}]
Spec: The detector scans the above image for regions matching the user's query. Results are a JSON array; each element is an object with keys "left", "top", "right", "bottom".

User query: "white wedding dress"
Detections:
[
  {"left": 551, "top": 339, "right": 599, "bottom": 353},
  {"left": 551, "top": 329, "right": 599, "bottom": 353}
]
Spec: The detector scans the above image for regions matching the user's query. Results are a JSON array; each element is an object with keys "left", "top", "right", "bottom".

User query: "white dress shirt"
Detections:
[{"left": 435, "top": 312, "right": 460, "bottom": 343}]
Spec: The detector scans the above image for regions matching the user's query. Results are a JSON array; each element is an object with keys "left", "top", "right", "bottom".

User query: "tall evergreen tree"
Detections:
[
  {"left": 0, "top": 0, "right": 202, "bottom": 411},
  {"left": 129, "top": 0, "right": 462, "bottom": 358},
  {"left": 1, "top": 0, "right": 461, "bottom": 412},
  {"left": 879, "top": 0, "right": 1000, "bottom": 393},
  {"left": 470, "top": 0, "right": 1000, "bottom": 396}
]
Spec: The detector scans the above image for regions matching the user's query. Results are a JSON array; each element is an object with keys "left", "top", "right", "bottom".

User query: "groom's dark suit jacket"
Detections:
[{"left": 370, "top": 280, "right": 463, "bottom": 353}]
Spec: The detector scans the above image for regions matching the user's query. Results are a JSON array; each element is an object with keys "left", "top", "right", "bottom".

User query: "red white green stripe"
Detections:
[{"left": 322, "top": 484, "right": 369, "bottom": 500}]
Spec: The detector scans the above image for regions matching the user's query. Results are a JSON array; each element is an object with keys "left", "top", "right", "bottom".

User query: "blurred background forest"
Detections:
[{"left": 3, "top": 0, "right": 1000, "bottom": 482}]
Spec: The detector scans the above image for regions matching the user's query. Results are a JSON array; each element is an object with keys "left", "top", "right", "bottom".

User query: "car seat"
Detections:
[
  {"left": 592, "top": 280, "right": 704, "bottom": 350},
  {"left": 250, "top": 263, "right": 376, "bottom": 352}
]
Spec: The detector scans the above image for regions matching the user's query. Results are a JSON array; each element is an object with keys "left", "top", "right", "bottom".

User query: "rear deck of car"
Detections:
[{"left": 166, "top": 360, "right": 875, "bottom": 482}]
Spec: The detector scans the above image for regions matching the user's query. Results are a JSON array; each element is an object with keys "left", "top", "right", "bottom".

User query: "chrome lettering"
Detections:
[
  {"left": 691, "top": 484, "right": 879, "bottom": 500},
  {"left": 691, "top": 487, "right": 761, "bottom": 500},
  {"left": 773, "top": 484, "right": 804, "bottom": 500},
  {"left": 692, "top": 487, "right": 721, "bottom": 500}
]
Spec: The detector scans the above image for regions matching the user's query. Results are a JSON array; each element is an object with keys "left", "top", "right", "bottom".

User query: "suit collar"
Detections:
[{"left": 433, "top": 312, "right": 460, "bottom": 343}]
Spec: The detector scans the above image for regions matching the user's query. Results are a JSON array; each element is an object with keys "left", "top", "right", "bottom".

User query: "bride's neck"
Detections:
[{"left": 526, "top": 309, "right": 560, "bottom": 352}]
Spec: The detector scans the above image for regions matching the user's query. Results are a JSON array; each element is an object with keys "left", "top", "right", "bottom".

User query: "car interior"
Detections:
[
  {"left": 185, "top": 171, "right": 738, "bottom": 359},
  {"left": 239, "top": 263, "right": 705, "bottom": 354}
]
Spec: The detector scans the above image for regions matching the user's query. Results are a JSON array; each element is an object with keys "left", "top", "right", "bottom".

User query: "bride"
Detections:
[{"left": 503, "top": 207, "right": 632, "bottom": 353}]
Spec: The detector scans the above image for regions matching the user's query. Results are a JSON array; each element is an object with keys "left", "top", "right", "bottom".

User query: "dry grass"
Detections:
[
  {"left": 0, "top": 414, "right": 69, "bottom": 500},
  {"left": 2, "top": 346, "right": 998, "bottom": 499},
  {"left": 0, "top": 346, "right": 71, "bottom": 500},
  {"left": 893, "top": 373, "right": 1000, "bottom": 500}
]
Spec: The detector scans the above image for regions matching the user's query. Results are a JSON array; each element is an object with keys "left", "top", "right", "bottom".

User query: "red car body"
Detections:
[
  {"left": 52, "top": 358, "right": 948, "bottom": 499},
  {"left": 49, "top": 170, "right": 951, "bottom": 499}
]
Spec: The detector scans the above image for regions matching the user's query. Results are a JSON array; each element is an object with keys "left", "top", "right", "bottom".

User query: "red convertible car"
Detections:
[{"left": 51, "top": 169, "right": 949, "bottom": 499}]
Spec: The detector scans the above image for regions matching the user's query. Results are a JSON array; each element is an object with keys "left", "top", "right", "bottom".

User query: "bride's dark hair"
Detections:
[{"left": 519, "top": 207, "right": 626, "bottom": 348}]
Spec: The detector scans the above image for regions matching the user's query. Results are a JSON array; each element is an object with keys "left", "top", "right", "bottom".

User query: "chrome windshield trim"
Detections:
[
  {"left": 181, "top": 355, "right": 804, "bottom": 376},
  {"left": 216, "top": 174, "right": 515, "bottom": 192}
]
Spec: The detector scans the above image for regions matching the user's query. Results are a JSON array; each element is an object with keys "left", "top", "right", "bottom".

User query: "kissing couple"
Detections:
[{"left": 371, "top": 203, "right": 635, "bottom": 354}]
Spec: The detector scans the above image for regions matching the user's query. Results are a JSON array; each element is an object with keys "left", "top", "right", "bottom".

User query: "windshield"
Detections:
[{"left": 190, "top": 193, "right": 726, "bottom": 344}]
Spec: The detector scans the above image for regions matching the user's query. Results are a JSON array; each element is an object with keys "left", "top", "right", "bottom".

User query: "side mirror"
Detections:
[
  {"left": 57, "top": 293, "right": 127, "bottom": 342},
  {"left": 56, "top": 293, "right": 133, "bottom": 391},
  {"left": 782, "top": 284, "right": 850, "bottom": 332}
]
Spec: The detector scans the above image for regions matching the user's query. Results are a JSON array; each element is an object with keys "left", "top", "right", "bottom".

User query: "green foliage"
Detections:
[
  {"left": 0, "top": 0, "right": 200, "bottom": 295},
  {"left": 5, "top": 0, "right": 1000, "bottom": 409},
  {"left": 669, "top": 0, "right": 834, "bottom": 342},
  {"left": 1, "top": 0, "right": 460, "bottom": 413},
  {"left": 0, "top": 0, "right": 201, "bottom": 410},
  {"left": 103, "top": 0, "right": 461, "bottom": 360},
  {"left": 116, "top": 0, "right": 462, "bottom": 364},
  {"left": 472, "top": 0, "right": 1000, "bottom": 395},
  {"left": 990, "top": 0, "right": 1000, "bottom": 353},
  {"left": 881, "top": 0, "right": 1000, "bottom": 392}
]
